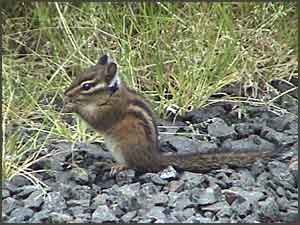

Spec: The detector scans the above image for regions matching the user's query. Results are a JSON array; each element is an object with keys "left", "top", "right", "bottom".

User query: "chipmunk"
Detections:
[{"left": 63, "top": 54, "right": 275, "bottom": 174}]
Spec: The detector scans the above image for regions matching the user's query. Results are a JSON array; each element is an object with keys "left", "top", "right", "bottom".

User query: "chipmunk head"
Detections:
[{"left": 63, "top": 54, "right": 122, "bottom": 114}]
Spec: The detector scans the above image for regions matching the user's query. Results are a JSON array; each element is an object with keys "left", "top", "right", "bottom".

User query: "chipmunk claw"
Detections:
[{"left": 109, "top": 164, "right": 128, "bottom": 177}]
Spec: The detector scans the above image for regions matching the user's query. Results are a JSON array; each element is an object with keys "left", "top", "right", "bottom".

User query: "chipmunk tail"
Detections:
[{"left": 159, "top": 150, "right": 276, "bottom": 172}]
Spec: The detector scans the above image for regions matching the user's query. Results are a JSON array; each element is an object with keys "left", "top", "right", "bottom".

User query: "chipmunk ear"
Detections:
[
  {"left": 98, "top": 54, "right": 109, "bottom": 65},
  {"left": 105, "top": 62, "right": 118, "bottom": 83}
]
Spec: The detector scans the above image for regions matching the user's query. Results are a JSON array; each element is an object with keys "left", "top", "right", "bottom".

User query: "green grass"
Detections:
[{"left": 2, "top": 2, "right": 298, "bottom": 181}]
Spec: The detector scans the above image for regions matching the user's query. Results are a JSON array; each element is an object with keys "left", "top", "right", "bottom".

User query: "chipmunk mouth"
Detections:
[{"left": 62, "top": 97, "right": 77, "bottom": 113}]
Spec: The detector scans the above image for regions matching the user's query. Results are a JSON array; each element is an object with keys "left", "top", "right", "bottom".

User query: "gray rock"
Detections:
[
  {"left": 280, "top": 209, "right": 298, "bottom": 223},
  {"left": 29, "top": 209, "right": 50, "bottom": 223},
  {"left": 121, "top": 210, "right": 137, "bottom": 223},
  {"left": 251, "top": 160, "right": 266, "bottom": 177},
  {"left": 167, "top": 180, "right": 185, "bottom": 192},
  {"left": 234, "top": 122, "right": 262, "bottom": 137},
  {"left": 115, "top": 169, "right": 136, "bottom": 186},
  {"left": 49, "top": 212, "right": 73, "bottom": 223},
  {"left": 190, "top": 186, "right": 222, "bottom": 205},
  {"left": 207, "top": 118, "right": 236, "bottom": 139},
  {"left": 2, "top": 189, "right": 10, "bottom": 198},
  {"left": 139, "top": 183, "right": 161, "bottom": 198},
  {"left": 159, "top": 166, "right": 178, "bottom": 179},
  {"left": 92, "top": 205, "right": 118, "bottom": 223},
  {"left": 289, "top": 156, "right": 298, "bottom": 183},
  {"left": 9, "top": 207, "right": 34, "bottom": 222},
  {"left": 231, "top": 198, "right": 254, "bottom": 218},
  {"left": 160, "top": 136, "right": 203, "bottom": 154},
  {"left": 258, "top": 197, "right": 280, "bottom": 221},
  {"left": 16, "top": 185, "right": 39, "bottom": 198},
  {"left": 24, "top": 190, "right": 44, "bottom": 209},
  {"left": 118, "top": 194, "right": 141, "bottom": 212},
  {"left": 145, "top": 206, "right": 166, "bottom": 220},
  {"left": 212, "top": 172, "right": 232, "bottom": 188},
  {"left": 3, "top": 182, "right": 18, "bottom": 194},
  {"left": 67, "top": 199, "right": 90, "bottom": 207},
  {"left": 231, "top": 169, "right": 256, "bottom": 187},
  {"left": 183, "top": 104, "right": 227, "bottom": 124},
  {"left": 151, "top": 192, "right": 169, "bottom": 206},
  {"left": 72, "top": 213, "right": 91, "bottom": 223},
  {"left": 2, "top": 197, "right": 23, "bottom": 215},
  {"left": 91, "top": 193, "right": 110, "bottom": 209},
  {"left": 242, "top": 214, "right": 260, "bottom": 223},
  {"left": 43, "top": 191, "right": 67, "bottom": 212},
  {"left": 267, "top": 113, "right": 297, "bottom": 132},
  {"left": 168, "top": 191, "right": 193, "bottom": 210},
  {"left": 221, "top": 135, "right": 275, "bottom": 153},
  {"left": 184, "top": 215, "right": 213, "bottom": 223},
  {"left": 70, "top": 167, "right": 89, "bottom": 185},
  {"left": 140, "top": 173, "right": 168, "bottom": 185},
  {"left": 69, "top": 206, "right": 86, "bottom": 215},
  {"left": 276, "top": 196, "right": 289, "bottom": 211},
  {"left": 268, "top": 161, "right": 295, "bottom": 188},
  {"left": 223, "top": 187, "right": 265, "bottom": 205},
  {"left": 171, "top": 207, "right": 196, "bottom": 222},
  {"left": 181, "top": 171, "right": 206, "bottom": 189},
  {"left": 261, "top": 126, "right": 297, "bottom": 147},
  {"left": 9, "top": 175, "right": 31, "bottom": 187}
]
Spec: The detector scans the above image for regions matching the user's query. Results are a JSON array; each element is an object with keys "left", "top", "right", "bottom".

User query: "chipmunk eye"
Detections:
[{"left": 81, "top": 82, "right": 93, "bottom": 90}]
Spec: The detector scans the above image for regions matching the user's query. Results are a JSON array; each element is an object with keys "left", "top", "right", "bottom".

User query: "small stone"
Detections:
[
  {"left": 160, "top": 136, "right": 203, "bottom": 154},
  {"left": 9, "top": 175, "right": 31, "bottom": 187},
  {"left": 2, "top": 197, "right": 23, "bottom": 215},
  {"left": 24, "top": 190, "right": 44, "bottom": 209},
  {"left": 43, "top": 191, "right": 67, "bottom": 213},
  {"left": 261, "top": 126, "right": 297, "bottom": 147},
  {"left": 168, "top": 191, "right": 193, "bottom": 210},
  {"left": 2, "top": 189, "right": 10, "bottom": 198},
  {"left": 121, "top": 211, "right": 137, "bottom": 223},
  {"left": 181, "top": 171, "right": 206, "bottom": 190},
  {"left": 159, "top": 166, "right": 178, "bottom": 179},
  {"left": 29, "top": 209, "right": 50, "bottom": 223},
  {"left": 49, "top": 212, "right": 73, "bottom": 223},
  {"left": 221, "top": 135, "right": 275, "bottom": 153},
  {"left": 268, "top": 161, "right": 295, "bottom": 188},
  {"left": 167, "top": 180, "right": 184, "bottom": 192},
  {"left": 9, "top": 207, "right": 34, "bottom": 222},
  {"left": 258, "top": 197, "right": 280, "bottom": 221},
  {"left": 16, "top": 185, "right": 39, "bottom": 198},
  {"left": 276, "top": 196, "right": 289, "bottom": 211},
  {"left": 190, "top": 187, "right": 221, "bottom": 205},
  {"left": 231, "top": 169, "right": 256, "bottom": 187},
  {"left": 280, "top": 209, "right": 298, "bottom": 223},
  {"left": 145, "top": 206, "right": 166, "bottom": 220},
  {"left": 223, "top": 187, "right": 265, "bottom": 205},
  {"left": 92, "top": 205, "right": 118, "bottom": 223},
  {"left": 115, "top": 169, "right": 136, "bottom": 186},
  {"left": 289, "top": 156, "right": 298, "bottom": 183},
  {"left": 251, "top": 160, "right": 266, "bottom": 177},
  {"left": 140, "top": 173, "right": 167, "bottom": 185},
  {"left": 234, "top": 123, "right": 262, "bottom": 137},
  {"left": 151, "top": 192, "right": 169, "bottom": 206},
  {"left": 207, "top": 118, "right": 236, "bottom": 139},
  {"left": 184, "top": 215, "right": 213, "bottom": 223},
  {"left": 70, "top": 167, "right": 89, "bottom": 185}
]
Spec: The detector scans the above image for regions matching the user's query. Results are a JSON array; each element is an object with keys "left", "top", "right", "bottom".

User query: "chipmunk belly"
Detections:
[{"left": 104, "top": 135, "right": 126, "bottom": 165}]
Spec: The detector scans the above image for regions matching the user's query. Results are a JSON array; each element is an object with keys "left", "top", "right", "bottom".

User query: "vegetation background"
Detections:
[{"left": 2, "top": 2, "right": 298, "bottom": 185}]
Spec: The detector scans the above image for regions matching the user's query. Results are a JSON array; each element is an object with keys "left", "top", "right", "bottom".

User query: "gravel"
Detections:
[{"left": 2, "top": 83, "right": 298, "bottom": 223}]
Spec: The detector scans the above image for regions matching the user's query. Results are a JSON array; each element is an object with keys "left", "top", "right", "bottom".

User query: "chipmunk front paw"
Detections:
[{"left": 109, "top": 164, "right": 128, "bottom": 177}]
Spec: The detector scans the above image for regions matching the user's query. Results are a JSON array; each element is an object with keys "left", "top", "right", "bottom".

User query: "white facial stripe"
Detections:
[{"left": 81, "top": 79, "right": 97, "bottom": 86}]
